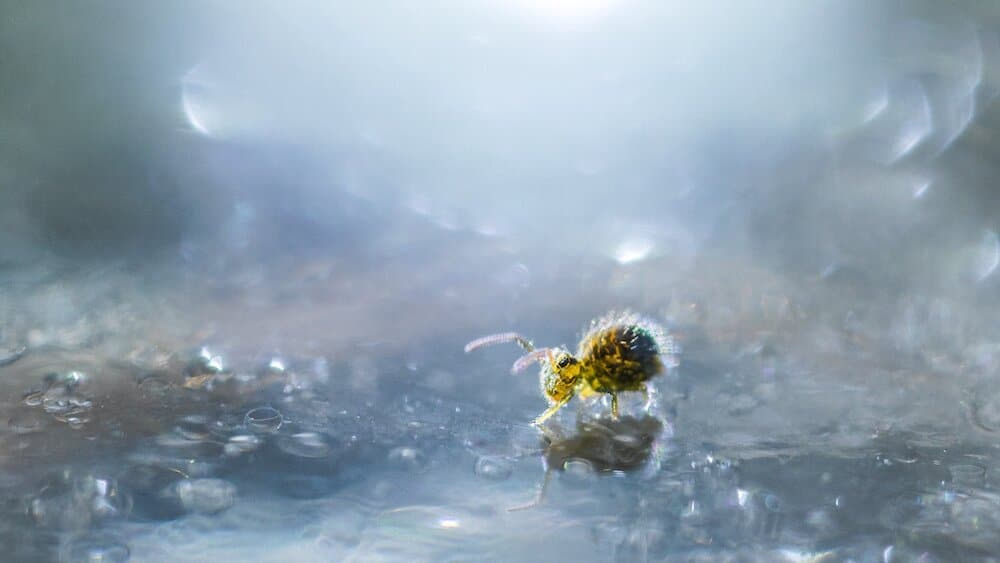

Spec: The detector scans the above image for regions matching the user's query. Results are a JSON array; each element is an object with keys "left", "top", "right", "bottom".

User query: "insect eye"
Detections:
[{"left": 556, "top": 355, "right": 571, "bottom": 368}]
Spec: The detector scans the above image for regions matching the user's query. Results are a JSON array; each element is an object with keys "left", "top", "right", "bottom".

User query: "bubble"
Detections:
[
  {"left": 474, "top": 456, "right": 513, "bottom": 481},
  {"left": 208, "top": 414, "right": 244, "bottom": 438},
  {"left": 176, "top": 415, "right": 213, "bottom": 441},
  {"left": 137, "top": 375, "right": 172, "bottom": 399},
  {"left": 8, "top": 410, "right": 47, "bottom": 434},
  {"left": 174, "top": 478, "right": 236, "bottom": 514},
  {"left": 244, "top": 406, "right": 283, "bottom": 434},
  {"left": 119, "top": 464, "right": 186, "bottom": 521},
  {"left": 805, "top": 506, "right": 840, "bottom": 537},
  {"left": 949, "top": 464, "right": 986, "bottom": 487},
  {"left": 276, "top": 432, "right": 331, "bottom": 458},
  {"left": 42, "top": 390, "right": 73, "bottom": 414},
  {"left": 30, "top": 474, "right": 131, "bottom": 529},
  {"left": 22, "top": 389, "right": 45, "bottom": 407},
  {"left": 562, "top": 458, "right": 596, "bottom": 482},
  {"left": 968, "top": 393, "right": 1000, "bottom": 433},
  {"left": 55, "top": 410, "right": 92, "bottom": 429},
  {"left": 224, "top": 434, "right": 262, "bottom": 456},
  {"left": 949, "top": 496, "right": 1000, "bottom": 551},
  {"left": 388, "top": 447, "right": 428, "bottom": 471},
  {"left": 0, "top": 343, "right": 26, "bottom": 367},
  {"left": 26, "top": 370, "right": 95, "bottom": 427},
  {"left": 153, "top": 432, "right": 224, "bottom": 459}
]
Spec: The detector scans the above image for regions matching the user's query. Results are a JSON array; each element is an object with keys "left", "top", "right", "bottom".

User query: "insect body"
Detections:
[{"left": 465, "top": 311, "right": 677, "bottom": 425}]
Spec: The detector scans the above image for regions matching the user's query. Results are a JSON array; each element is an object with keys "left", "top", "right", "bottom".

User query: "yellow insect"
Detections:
[{"left": 465, "top": 311, "right": 677, "bottom": 425}]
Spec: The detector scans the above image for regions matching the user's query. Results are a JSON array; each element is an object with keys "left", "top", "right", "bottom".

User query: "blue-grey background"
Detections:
[{"left": 4, "top": 1, "right": 1000, "bottom": 560}]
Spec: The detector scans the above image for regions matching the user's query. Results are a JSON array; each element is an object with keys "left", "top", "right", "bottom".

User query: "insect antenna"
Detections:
[
  {"left": 511, "top": 348, "right": 552, "bottom": 374},
  {"left": 464, "top": 332, "right": 535, "bottom": 353}
]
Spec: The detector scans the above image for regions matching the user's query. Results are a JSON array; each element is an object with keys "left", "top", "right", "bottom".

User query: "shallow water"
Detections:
[{"left": 2, "top": 244, "right": 1000, "bottom": 562}]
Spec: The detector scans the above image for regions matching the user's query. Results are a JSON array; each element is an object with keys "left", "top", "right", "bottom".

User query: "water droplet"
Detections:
[
  {"left": 562, "top": 458, "right": 596, "bottom": 482},
  {"left": 137, "top": 374, "right": 172, "bottom": 399},
  {"left": 276, "top": 432, "right": 331, "bottom": 458},
  {"left": 224, "top": 434, "right": 262, "bottom": 456},
  {"left": 949, "top": 464, "right": 986, "bottom": 487},
  {"left": 474, "top": 456, "right": 513, "bottom": 481},
  {"left": 42, "top": 395, "right": 72, "bottom": 415},
  {"left": 244, "top": 406, "right": 283, "bottom": 434},
  {"left": 174, "top": 478, "right": 236, "bottom": 514},
  {"left": 8, "top": 411, "right": 46, "bottom": 434},
  {"left": 176, "top": 415, "right": 212, "bottom": 441},
  {"left": 55, "top": 409, "right": 92, "bottom": 429},
  {"left": 29, "top": 473, "right": 130, "bottom": 529},
  {"left": 22, "top": 389, "right": 44, "bottom": 407},
  {"left": 62, "top": 534, "right": 131, "bottom": 563},
  {"left": 153, "top": 432, "right": 224, "bottom": 459},
  {"left": 388, "top": 447, "right": 428, "bottom": 471},
  {"left": 0, "top": 343, "right": 26, "bottom": 367}
]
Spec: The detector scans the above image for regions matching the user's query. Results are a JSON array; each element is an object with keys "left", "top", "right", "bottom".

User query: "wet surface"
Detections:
[{"left": 2, "top": 244, "right": 1000, "bottom": 562}]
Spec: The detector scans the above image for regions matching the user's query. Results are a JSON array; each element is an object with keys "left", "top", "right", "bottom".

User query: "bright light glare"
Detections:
[
  {"left": 181, "top": 64, "right": 220, "bottom": 137},
  {"left": 976, "top": 229, "right": 999, "bottom": 281},
  {"left": 507, "top": 0, "right": 619, "bottom": 27},
  {"left": 614, "top": 237, "right": 655, "bottom": 265}
]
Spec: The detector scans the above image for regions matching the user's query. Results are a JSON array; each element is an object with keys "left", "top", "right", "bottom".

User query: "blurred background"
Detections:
[
  {"left": 4, "top": 1, "right": 999, "bottom": 276},
  {"left": 7, "top": 1, "right": 1000, "bottom": 560}
]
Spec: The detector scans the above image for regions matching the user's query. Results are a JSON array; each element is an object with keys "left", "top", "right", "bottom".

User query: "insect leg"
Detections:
[
  {"left": 532, "top": 396, "right": 572, "bottom": 426},
  {"left": 508, "top": 469, "right": 552, "bottom": 512},
  {"left": 610, "top": 393, "right": 620, "bottom": 419}
]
